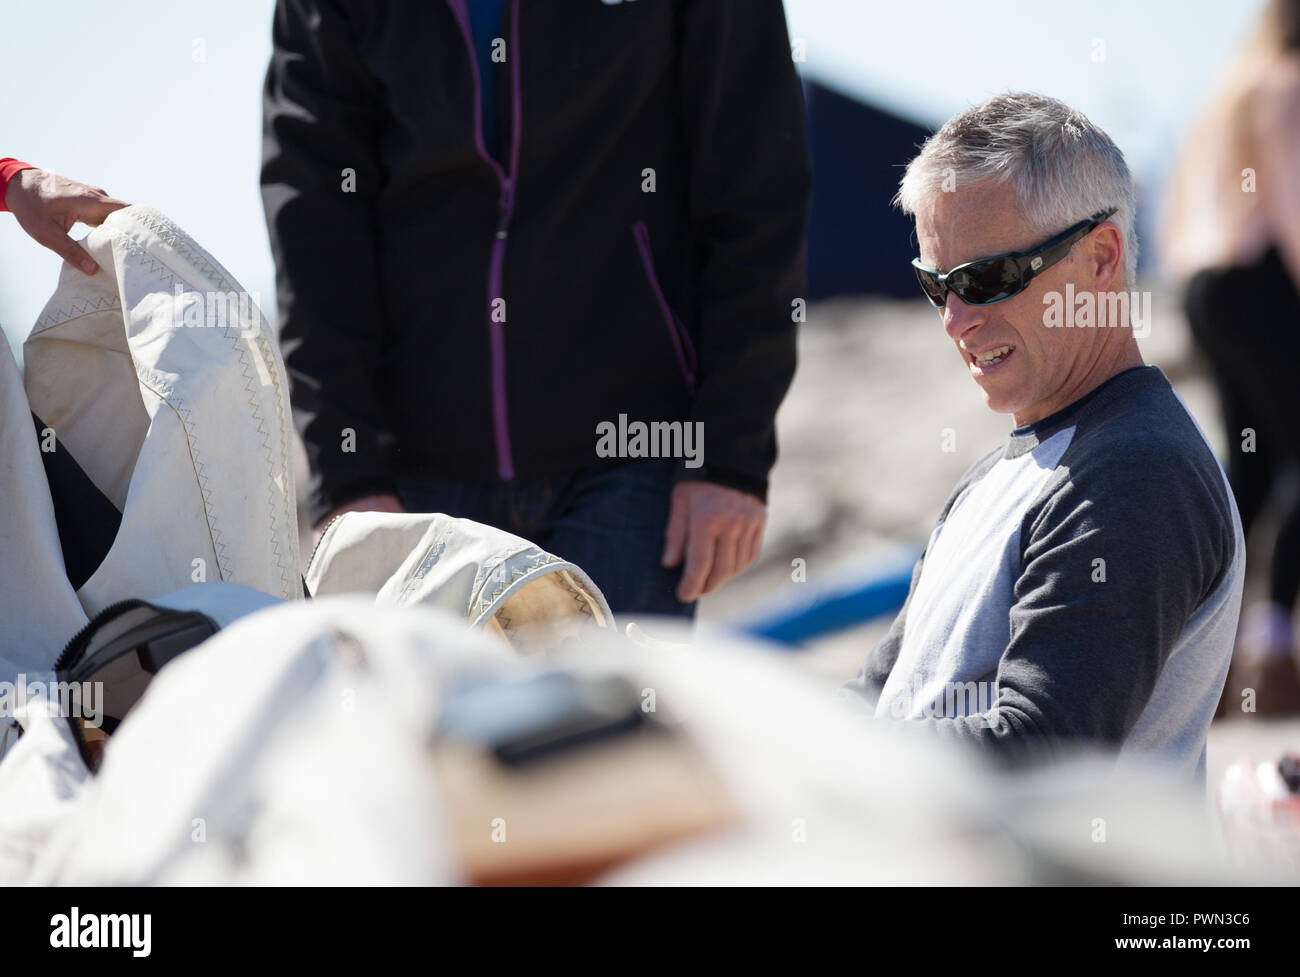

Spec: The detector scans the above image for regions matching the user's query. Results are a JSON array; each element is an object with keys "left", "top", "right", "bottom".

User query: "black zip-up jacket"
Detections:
[{"left": 262, "top": 0, "right": 811, "bottom": 524}]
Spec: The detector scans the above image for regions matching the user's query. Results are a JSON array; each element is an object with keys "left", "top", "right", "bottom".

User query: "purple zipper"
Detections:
[
  {"left": 632, "top": 220, "right": 697, "bottom": 393},
  {"left": 447, "top": 0, "right": 519, "bottom": 480}
]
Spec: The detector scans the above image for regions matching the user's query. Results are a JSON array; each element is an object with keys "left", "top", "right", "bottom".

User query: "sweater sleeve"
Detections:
[
  {"left": 0, "top": 159, "right": 36, "bottom": 212},
  {"left": 913, "top": 437, "right": 1234, "bottom": 764}
]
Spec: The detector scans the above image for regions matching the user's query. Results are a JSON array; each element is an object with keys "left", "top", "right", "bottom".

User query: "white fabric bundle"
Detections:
[
  {"left": 0, "top": 205, "right": 301, "bottom": 876},
  {"left": 2, "top": 204, "right": 301, "bottom": 686},
  {"left": 12, "top": 598, "right": 1250, "bottom": 885},
  {"left": 0, "top": 207, "right": 617, "bottom": 880},
  {"left": 307, "top": 511, "right": 613, "bottom": 646}
]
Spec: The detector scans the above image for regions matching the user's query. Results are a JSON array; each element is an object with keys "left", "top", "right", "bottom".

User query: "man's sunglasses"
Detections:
[{"left": 912, "top": 208, "right": 1117, "bottom": 308}]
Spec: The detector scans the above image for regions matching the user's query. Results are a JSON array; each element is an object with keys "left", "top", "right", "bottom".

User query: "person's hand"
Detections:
[
  {"left": 314, "top": 493, "right": 405, "bottom": 543},
  {"left": 661, "top": 481, "right": 765, "bottom": 603},
  {"left": 5, "top": 168, "right": 128, "bottom": 275}
]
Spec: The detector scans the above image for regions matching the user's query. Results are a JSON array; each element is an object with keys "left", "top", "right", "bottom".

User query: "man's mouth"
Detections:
[{"left": 968, "top": 345, "right": 1015, "bottom": 372}]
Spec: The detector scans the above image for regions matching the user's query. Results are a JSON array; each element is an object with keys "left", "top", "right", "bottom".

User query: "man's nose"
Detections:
[{"left": 942, "top": 292, "right": 987, "bottom": 341}]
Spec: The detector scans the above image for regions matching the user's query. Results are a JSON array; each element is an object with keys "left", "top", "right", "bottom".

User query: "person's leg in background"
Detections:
[
  {"left": 399, "top": 462, "right": 697, "bottom": 623},
  {"left": 535, "top": 460, "right": 695, "bottom": 622},
  {"left": 1216, "top": 381, "right": 1300, "bottom": 715},
  {"left": 1255, "top": 311, "right": 1300, "bottom": 681},
  {"left": 1190, "top": 263, "right": 1300, "bottom": 714},
  {"left": 1216, "top": 371, "right": 1277, "bottom": 538},
  {"left": 1185, "top": 272, "right": 1278, "bottom": 537},
  {"left": 1272, "top": 494, "right": 1300, "bottom": 608},
  {"left": 1247, "top": 270, "right": 1300, "bottom": 622}
]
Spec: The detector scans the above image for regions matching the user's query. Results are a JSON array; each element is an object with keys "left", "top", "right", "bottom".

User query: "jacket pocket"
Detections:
[{"left": 632, "top": 220, "right": 696, "bottom": 394}]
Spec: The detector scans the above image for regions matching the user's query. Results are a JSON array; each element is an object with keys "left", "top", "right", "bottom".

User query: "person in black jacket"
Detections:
[{"left": 261, "top": 0, "right": 810, "bottom": 618}]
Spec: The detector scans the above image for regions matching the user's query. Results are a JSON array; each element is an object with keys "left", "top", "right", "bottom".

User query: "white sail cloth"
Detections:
[
  {"left": 306, "top": 511, "right": 613, "bottom": 647},
  {"left": 2, "top": 204, "right": 301, "bottom": 683},
  {"left": 6, "top": 597, "right": 1248, "bottom": 885},
  {"left": 0, "top": 207, "right": 619, "bottom": 880}
]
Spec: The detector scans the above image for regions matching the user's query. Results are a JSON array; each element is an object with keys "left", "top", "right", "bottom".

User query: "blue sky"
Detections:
[{"left": 0, "top": 0, "right": 1265, "bottom": 353}]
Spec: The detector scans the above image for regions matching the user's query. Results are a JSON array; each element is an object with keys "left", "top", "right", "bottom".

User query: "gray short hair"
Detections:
[{"left": 896, "top": 93, "right": 1138, "bottom": 286}]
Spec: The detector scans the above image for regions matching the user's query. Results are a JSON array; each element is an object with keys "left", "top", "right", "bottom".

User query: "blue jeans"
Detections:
[{"left": 398, "top": 460, "right": 695, "bottom": 621}]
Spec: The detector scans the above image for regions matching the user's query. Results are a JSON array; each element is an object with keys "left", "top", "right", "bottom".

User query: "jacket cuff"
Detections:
[
  {"left": 674, "top": 463, "right": 769, "bottom": 504},
  {"left": 0, "top": 160, "right": 35, "bottom": 212}
]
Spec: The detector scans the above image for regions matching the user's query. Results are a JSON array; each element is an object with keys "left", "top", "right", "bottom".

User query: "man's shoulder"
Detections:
[
  {"left": 1062, "top": 373, "right": 1223, "bottom": 488},
  {"left": 1036, "top": 373, "right": 1238, "bottom": 550},
  {"left": 1027, "top": 369, "right": 1242, "bottom": 614}
]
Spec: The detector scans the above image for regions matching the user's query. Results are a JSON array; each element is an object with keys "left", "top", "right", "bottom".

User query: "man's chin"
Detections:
[{"left": 976, "top": 384, "right": 1026, "bottom": 418}]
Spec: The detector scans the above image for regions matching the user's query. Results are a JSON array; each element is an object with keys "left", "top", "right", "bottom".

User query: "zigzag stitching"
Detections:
[
  {"left": 397, "top": 533, "right": 450, "bottom": 605},
  {"left": 570, "top": 587, "right": 594, "bottom": 617},
  {"left": 120, "top": 216, "right": 296, "bottom": 598},
  {"left": 170, "top": 399, "right": 233, "bottom": 582},
  {"left": 33, "top": 293, "right": 120, "bottom": 331},
  {"left": 249, "top": 331, "right": 293, "bottom": 596},
  {"left": 473, "top": 552, "right": 563, "bottom": 620}
]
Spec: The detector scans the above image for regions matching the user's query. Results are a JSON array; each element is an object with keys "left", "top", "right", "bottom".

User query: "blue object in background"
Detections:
[
  {"left": 804, "top": 81, "right": 933, "bottom": 300},
  {"left": 741, "top": 545, "right": 921, "bottom": 647}
]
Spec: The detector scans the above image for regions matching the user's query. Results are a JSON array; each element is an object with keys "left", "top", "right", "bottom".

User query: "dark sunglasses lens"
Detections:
[
  {"left": 913, "top": 266, "right": 946, "bottom": 307},
  {"left": 950, "top": 258, "right": 1023, "bottom": 305}
]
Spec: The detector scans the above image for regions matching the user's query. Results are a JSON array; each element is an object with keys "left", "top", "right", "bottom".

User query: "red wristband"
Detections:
[{"left": 0, "top": 159, "right": 36, "bottom": 212}]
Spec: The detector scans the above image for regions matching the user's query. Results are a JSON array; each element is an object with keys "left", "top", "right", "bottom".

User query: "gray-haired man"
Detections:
[{"left": 844, "top": 94, "right": 1244, "bottom": 782}]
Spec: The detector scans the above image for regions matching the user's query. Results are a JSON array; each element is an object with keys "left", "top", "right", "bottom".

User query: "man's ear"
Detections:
[{"left": 1089, "top": 222, "right": 1124, "bottom": 290}]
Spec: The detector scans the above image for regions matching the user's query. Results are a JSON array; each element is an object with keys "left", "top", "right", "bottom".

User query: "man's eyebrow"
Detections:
[
  {"left": 918, "top": 241, "right": 962, "bottom": 274},
  {"left": 915, "top": 246, "right": 943, "bottom": 272},
  {"left": 923, "top": 240, "right": 1016, "bottom": 274},
  {"left": 918, "top": 250, "right": 953, "bottom": 274}
]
